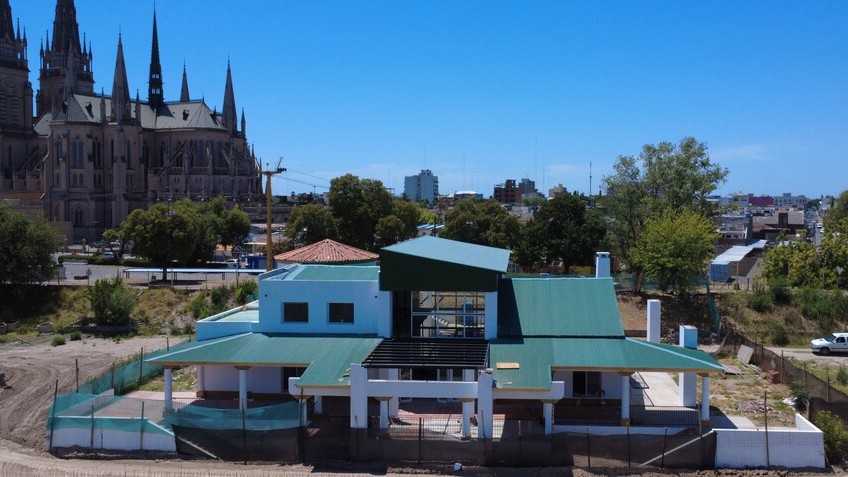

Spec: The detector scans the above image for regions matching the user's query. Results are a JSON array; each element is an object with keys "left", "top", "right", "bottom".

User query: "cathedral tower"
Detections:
[
  {"left": 221, "top": 61, "right": 237, "bottom": 134},
  {"left": 0, "top": 0, "right": 32, "bottom": 132},
  {"left": 37, "top": 0, "right": 94, "bottom": 119},
  {"left": 148, "top": 10, "right": 164, "bottom": 111}
]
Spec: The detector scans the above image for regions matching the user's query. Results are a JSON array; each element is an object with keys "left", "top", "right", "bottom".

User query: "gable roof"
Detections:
[
  {"left": 490, "top": 337, "right": 724, "bottom": 390},
  {"left": 274, "top": 239, "right": 378, "bottom": 264},
  {"left": 497, "top": 277, "right": 623, "bottom": 337},
  {"left": 379, "top": 236, "right": 510, "bottom": 292},
  {"left": 147, "top": 333, "right": 382, "bottom": 387}
]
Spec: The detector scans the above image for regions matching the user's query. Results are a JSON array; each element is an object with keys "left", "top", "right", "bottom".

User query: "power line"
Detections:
[{"left": 284, "top": 168, "right": 332, "bottom": 183}]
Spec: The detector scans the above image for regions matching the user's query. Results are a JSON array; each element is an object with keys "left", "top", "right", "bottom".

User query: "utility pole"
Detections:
[{"left": 260, "top": 158, "right": 286, "bottom": 271}]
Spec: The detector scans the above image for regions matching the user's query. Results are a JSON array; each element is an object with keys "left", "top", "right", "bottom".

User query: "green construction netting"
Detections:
[
  {"left": 162, "top": 401, "right": 302, "bottom": 431},
  {"left": 77, "top": 339, "right": 196, "bottom": 395}
]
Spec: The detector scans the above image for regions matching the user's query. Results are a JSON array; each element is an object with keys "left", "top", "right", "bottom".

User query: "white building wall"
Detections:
[
  {"left": 204, "top": 365, "right": 240, "bottom": 392},
  {"left": 257, "top": 272, "right": 391, "bottom": 335},
  {"left": 50, "top": 422, "right": 176, "bottom": 452},
  {"left": 249, "top": 367, "right": 283, "bottom": 394}
]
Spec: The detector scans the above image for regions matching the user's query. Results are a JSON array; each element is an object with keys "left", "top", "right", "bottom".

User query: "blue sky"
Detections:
[{"left": 16, "top": 1, "right": 848, "bottom": 199}]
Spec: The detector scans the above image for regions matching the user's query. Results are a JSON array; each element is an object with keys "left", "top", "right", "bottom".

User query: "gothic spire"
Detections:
[
  {"left": 222, "top": 60, "right": 237, "bottom": 133},
  {"left": 51, "top": 0, "right": 82, "bottom": 54},
  {"left": 111, "top": 34, "right": 130, "bottom": 124},
  {"left": 148, "top": 9, "right": 164, "bottom": 110},
  {"left": 180, "top": 63, "right": 190, "bottom": 102}
]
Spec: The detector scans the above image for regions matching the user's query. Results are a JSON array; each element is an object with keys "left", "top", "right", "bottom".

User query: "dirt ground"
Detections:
[{"left": 0, "top": 333, "right": 834, "bottom": 476}]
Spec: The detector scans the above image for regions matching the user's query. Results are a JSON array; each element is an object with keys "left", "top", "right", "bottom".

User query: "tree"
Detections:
[
  {"left": 121, "top": 201, "right": 197, "bottom": 278},
  {"left": 284, "top": 204, "right": 339, "bottom": 249},
  {"left": 602, "top": 137, "right": 728, "bottom": 290},
  {"left": 517, "top": 195, "right": 606, "bottom": 272},
  {"left": 90, "top": 278, "right": 134, "bottom": 326},
  {"left": 826, "top": 190, "right": 848, "bottom": 226},
  {"left": 631, "top": 210, "right": 717, "bottom": 294},
  {"left": 328, "top": 174, "right": 393, "bottom": 250},
  {"left": 0, "top": 202, "right": 60, "bottom": 285},
  {"left": 374, "top": 215, "right": 407, "bottom": 249},
  {"left": 392, "top": 199, "right": 422, "bottom": 239},
  {"left": 441, "top": 199, "right": 520, "bottom": 249}
]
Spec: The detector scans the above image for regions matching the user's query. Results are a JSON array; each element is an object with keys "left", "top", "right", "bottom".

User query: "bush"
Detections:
[
  {"left": 768, "top": 321, "right": 789, "bottom": 346},
  {"left": 790, "top": 380, "right": 809, "bottom": 413},
  {"left": 747, "top": 288, "right": 773, "bottom": 313},
  {"left": 90, "top": 278, "right": 135, "bottom": 326},
  {"left": 767, "top": 276, "right": 792, "bottom": 305},
  {"left": 838, "top": 366, "right": 848, "bottom": 386},
  {"left": 235, "top": 281, "right": 258, "bottom": 305},
  {"left": 188, "top": 294, "right": 208, "bottom": 320},
  {"left": 51, "top": 335, "right": 66, "bottom": 346},
  {"left": 69, "top": 330, "right": 82, "bottom": 341},
  {"left": 815, "top": 410, "right": 848, "bottom": 464}
]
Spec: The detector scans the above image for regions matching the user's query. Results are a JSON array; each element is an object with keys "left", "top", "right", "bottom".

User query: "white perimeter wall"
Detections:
[
  {"left": 50, "top": 422, "right": 175, "bottom": 452},
  {"left": 714, "top": 414, "right": 825, "bottom": 469}
]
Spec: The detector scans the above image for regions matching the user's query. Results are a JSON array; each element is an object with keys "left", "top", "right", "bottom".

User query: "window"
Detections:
[
  {"left": 329, "top": 303, "right": 354, "bottom": 324},
  {"left": 283, "top": 302, "right": 308, "bottom": 323},
  {"left": 410, "top": 291, "right": 485, "bottom": 338},
  {"left": 573, "top": 371, "right": 602, "bottom": 397}
]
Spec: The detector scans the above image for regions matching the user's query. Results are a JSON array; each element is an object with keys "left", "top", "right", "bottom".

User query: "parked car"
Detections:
[
  {"left": 810, "top": 333, "right": 848, "bottom": 355},
  {"left": 225, "top": 259, "right": 240, "bottom": 268},
  {"left": 101, "top": 251, "right": 116, "bottom": 260}
]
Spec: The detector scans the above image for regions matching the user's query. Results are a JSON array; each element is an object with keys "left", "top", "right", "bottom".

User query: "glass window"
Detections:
[
  {"left": 283, "top": 302, "right": 308, "bottom": 323},
  {"left": 573, "top": 371, "right": 602, "bottom": 397},
  {"left": 410, "top": 291, "right": 485, "bottom": 338},
  {"left": 329, "top": 303, "right": 354, "bottom": 324}
]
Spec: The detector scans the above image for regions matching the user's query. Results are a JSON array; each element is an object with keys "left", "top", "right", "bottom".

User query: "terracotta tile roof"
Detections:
[{"left": 274, "top": 239, "right": 378, "bottom": 264}]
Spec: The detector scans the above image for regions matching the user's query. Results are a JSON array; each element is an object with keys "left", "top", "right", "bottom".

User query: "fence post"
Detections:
[
  {"left": 90, "top": 403, "right": 95, "bottom": 451},
  {"left": 48, "top": 379, "right": 59, "bottom": 452},
  {"left": 166, "top": 337, "right": 170, "bottom": 351},
  {"left": 75, "top": 358, "right": 79, "bottom": 392},
  {"left": 586, "top": 429, "right": 591, "bottom": 468},
  {"left": 138, "top": 347, "right": 144, "bottom": 387},
  {"left": 241, "top": 407, "right": 247, "bottom": 465},
  {"left": 626, "top": 423, "right": 631, "bottom": 467},
  {"left": 780, "top": 351, "right": 784, "bottom": 383},
  {"left": 417, "top": 418, "right": 423, "bottom": 464},
  {"left": 140, "top": 401, "right": 145, "bottom": 451},
  {"left": 661, "top": 427, "right": 667, "bottom": 469},
  {"left": 804, "top": 362, "right": 808, "bottom": 393}
]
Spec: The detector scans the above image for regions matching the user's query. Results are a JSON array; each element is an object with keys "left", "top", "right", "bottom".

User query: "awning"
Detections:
[
  {"left": 489, "top": 337, "right": 724, "bottom": 391},
  {"left": 362, "top": 338, "right": 489, "bottom": 369},
  {"left": 146, "top": 333, "right": 383, "bottom": 387}
]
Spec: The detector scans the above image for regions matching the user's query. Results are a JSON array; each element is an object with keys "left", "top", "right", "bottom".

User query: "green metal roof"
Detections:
[
  {"left": 489, "top": 337, "right": 724, "bottom": 390},
  {"left": 379, "top": 237, "right": 510, "bottom": 292},
  {"left": 290, "top": 265, "right": 379, "bottom": 282},
  {"left": 147, "top": 333, "right": 383, "bottom": 387},
  {"left": 497, "top": 277, "right": 624, "bottom": 337}
]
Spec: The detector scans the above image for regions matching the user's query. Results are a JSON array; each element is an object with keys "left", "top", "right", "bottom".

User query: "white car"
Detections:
[{"left": 810, "top": 333, "right": 848, "bottom": 355}]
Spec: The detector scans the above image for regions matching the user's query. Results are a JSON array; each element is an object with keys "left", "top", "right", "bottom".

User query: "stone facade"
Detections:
[{"left": 0, "top": 0, "right": 261, "bottom": 242}]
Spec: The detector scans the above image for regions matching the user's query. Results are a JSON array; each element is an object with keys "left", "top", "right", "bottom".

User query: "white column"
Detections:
[
  {"left": 543, "top": 401, "right": 553, "bottom": 435},
  {"left": 620, "top": 373, "right": 631, "bottom": 425},
  {"left": 679, "top": 325, "right": 698, "bottom": 406},
  {"left": 379, "top": 399, "right": 389, "bottom": 430},
  {"left": 196, "top": 365, "right": 205, "bottom": 397},
  {"left": 700, "top": 375, "right": 711, "bottom": 422},
  {"left": 388, "top": 368, "right": 400, "bottom": 417},
  {"left": 300, "top": 398, "right": 309, "bottom": 425},
  {"left": 164, "top": 367, "right": 173, "bottom": 411},
  {"left": 462, "top": 369, "right": 475, "bottom": 439},
  {"left": 350, "top": 364, "right": 368, "bottom": 429},
  {"left": 647, "top": 299, "right": 661, "bottom": 343},
  {"left": 237, "top": 367, "right": 248, "bottom": 410},
  {"left": 314, "top": 396, "right": 323, "bottom": 414},
  {"left": 477, "top": 370, "right": 494, "bottom": 439}
]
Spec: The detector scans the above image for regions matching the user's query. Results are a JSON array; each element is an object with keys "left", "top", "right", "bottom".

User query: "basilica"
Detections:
[{"left": 0, "top": 0, "right": 262, "bottom": 243}]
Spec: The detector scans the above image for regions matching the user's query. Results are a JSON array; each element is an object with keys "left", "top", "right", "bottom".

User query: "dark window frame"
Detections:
[
  {"left": 283, "top": 302, "right": 309, "bottom": 323},
  {"left": 329, "top": 302, "right": 355, "bottom": 324},
  {"left": 573, "top": 371, "right": 603, "bottom": 397}
]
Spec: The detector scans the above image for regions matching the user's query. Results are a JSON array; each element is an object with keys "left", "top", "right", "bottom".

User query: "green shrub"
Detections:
[
  {"left": 90, "top": 278, "right": 135, "bottom": 326},
  {"left": 838, "top": 366, "right": 848, "bottom": 386},
  {"left": 209, "top": 286, "right": 230, "bottom": 315},
  {"left": 767, "top": 276, "right": 792, "bottom": 305},
  {"left": 188, "top": 294, "right": 208, "bottom": 319},
  {"left": 768, "top": 321, "right": 789, "bottom": 346},
  {"left": 235, "top": 281, "right": 258, "bottom": 305},
  {"left": 51, "top": 335, "right": 66, "bottom": 346},
  {"left": 790, "top": 380, "right": 809, "bottom": 413},
  {"left": 69, "top": 330, "right": 82, "bottom": 341},
  {"left": 797, "top": 287, "right": 836, "bottom": 321},
  {"left": 747, "top": 288, "right": 773, "bottom": 313},
  {"left": 815, "top": 410, "right": 848, "bottom": 464}
]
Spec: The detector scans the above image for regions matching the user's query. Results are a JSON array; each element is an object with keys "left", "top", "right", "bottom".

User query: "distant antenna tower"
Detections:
[{"left": 589, "top": 161, "right": 593, "bottom": 196}]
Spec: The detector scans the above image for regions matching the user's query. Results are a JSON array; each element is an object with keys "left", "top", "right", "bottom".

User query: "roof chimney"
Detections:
[{"left": 595, "top": 252, "right": 610, "bottom": 278}]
